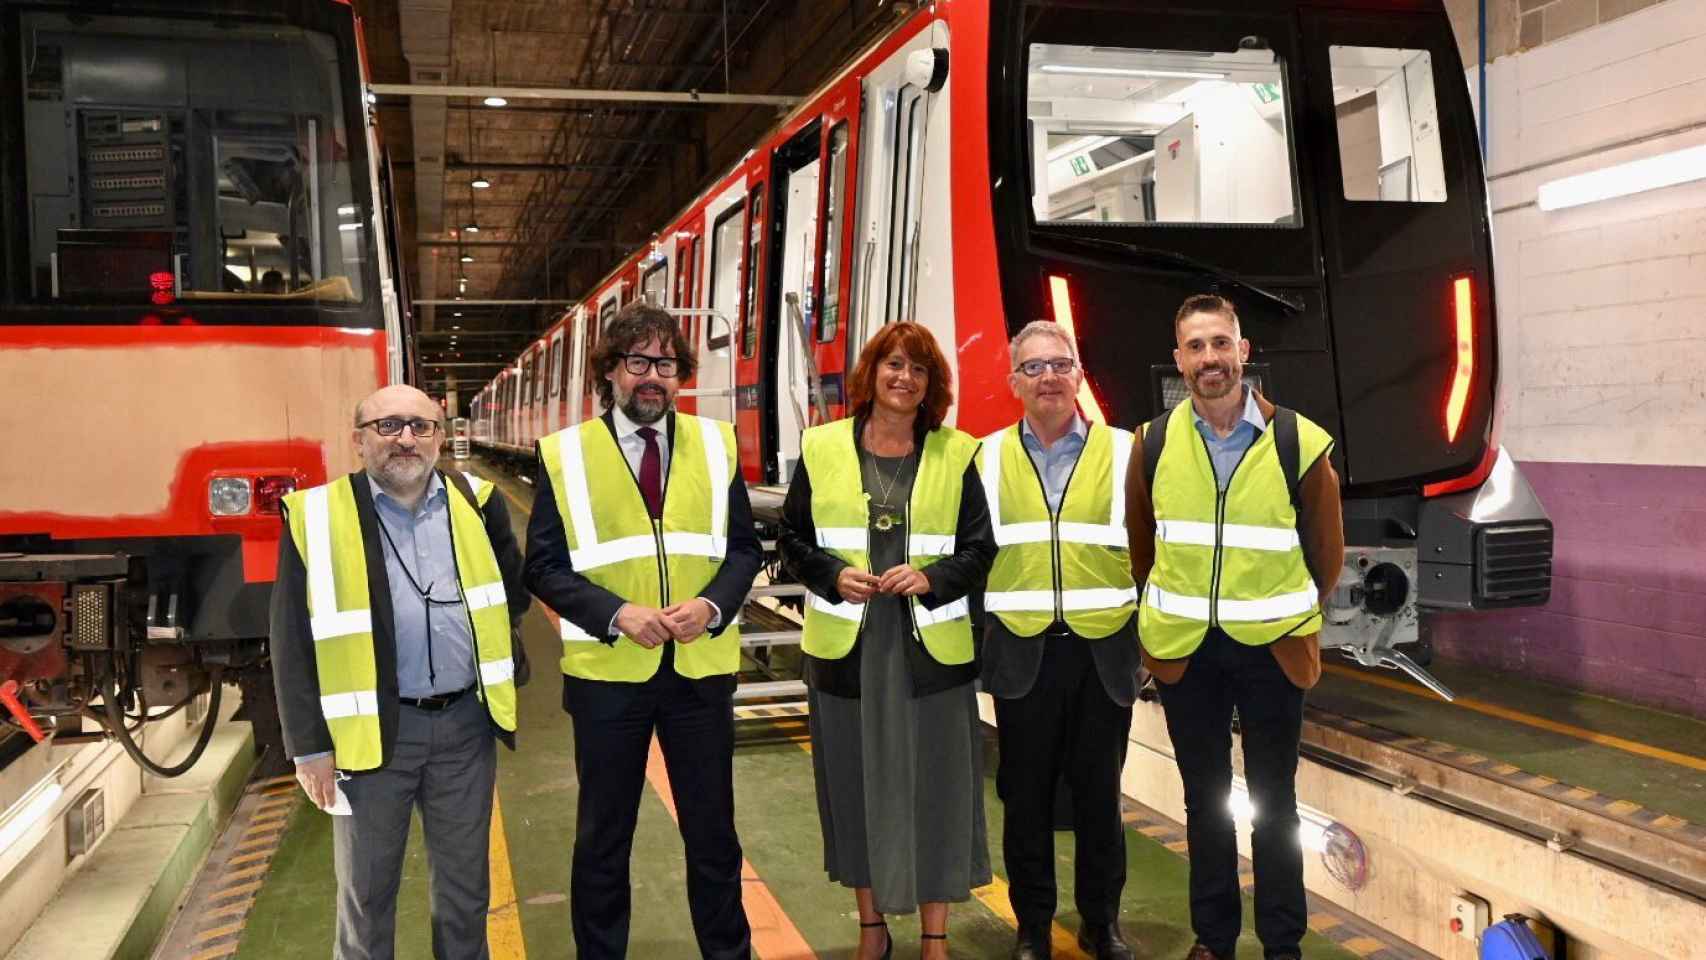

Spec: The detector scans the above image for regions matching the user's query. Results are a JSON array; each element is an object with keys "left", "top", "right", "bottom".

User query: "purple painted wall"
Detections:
[{"left": 1428, "top": 460, "right": 1706, "bottom": 719}]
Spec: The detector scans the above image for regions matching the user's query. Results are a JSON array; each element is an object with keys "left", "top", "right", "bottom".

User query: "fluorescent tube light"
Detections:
[
  {"left": 1536, "top": 144, "right": 1706, "bottom": 211},
  {"left": 1039, "top": 64, "right": 1227, "bottom": 81}
]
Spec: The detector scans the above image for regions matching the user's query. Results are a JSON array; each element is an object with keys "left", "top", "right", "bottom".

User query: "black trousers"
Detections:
[
  {"left": 1156, "top": 628, "right": 1307, "bottom": 960},
  {"left": 562, "top": 647, "right": 750, "bottom": 960},
  {"left": 993, "top": 636, "right": 1133, "bottom": 931}
]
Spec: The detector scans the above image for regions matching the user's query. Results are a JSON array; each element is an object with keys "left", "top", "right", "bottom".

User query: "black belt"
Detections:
[{"left": 398, "top": 686, "right": 474, "bottom": 711}]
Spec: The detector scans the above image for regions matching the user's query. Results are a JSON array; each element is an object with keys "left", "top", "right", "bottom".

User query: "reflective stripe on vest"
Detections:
[
  {"left": 540, "top": 413, "right": 741, "bottom": 680},
  {"left": 979, "top": 422, "right": 1138, "bottom": 639},
  {"left": 284, "top": 473, "right": 517, "bottom": 771},
  {"left": 1138, "top": 400, "right": 1334, "bottom": 659},
  {"left": 798, "top": 419, "right": 980, "bottom": 665}
]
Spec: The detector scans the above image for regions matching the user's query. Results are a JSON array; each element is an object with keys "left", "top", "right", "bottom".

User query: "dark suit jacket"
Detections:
[
  {"left": 523, "top": 409, "right": 763, "bottom": 707},
  {"left": 776, "top": 420, "right": 997, "bottom": 698},
  {"left": 270, "top": 469, "right": 530, "bottom": 772},
  {"left": 980, "top": 616, "right": 1141, "bottom": 707}
]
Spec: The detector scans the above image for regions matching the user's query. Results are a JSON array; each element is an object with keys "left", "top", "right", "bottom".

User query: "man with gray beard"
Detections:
[
  {"left": 271, "top": 384, "right": 529, "bottom": 960},
  {"left": 526, "top": 303, "right": 761, "bottom": 959}
]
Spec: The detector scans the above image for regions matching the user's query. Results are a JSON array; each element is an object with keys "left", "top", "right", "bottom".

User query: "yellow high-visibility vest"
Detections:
[
  {"left": 980, "top": 422, "right": 1137, "bottom": 638},
  {"left": 538, "top": 413, "right": 742, "bottom": 681},
  {"left": 283, "top": 473, "right": 517, "bottom": 771},
  {"left": 1138, "top": 400, "right": 1334, "bottom": 659},
  {"left": 798, "top": 418, "right": 980, "bottom": 665}
]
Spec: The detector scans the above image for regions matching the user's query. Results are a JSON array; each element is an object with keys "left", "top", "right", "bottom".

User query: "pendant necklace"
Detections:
[{"left": 863, "top": 443, "right": 912, "bottom": 533}]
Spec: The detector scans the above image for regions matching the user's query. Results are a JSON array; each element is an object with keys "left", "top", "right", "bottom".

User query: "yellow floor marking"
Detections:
[
  {"left": 487, "top": 792, "right": 527, "bottom": 960},
  {"left": 219, "top": 863, "right": 270, "bottom": 883},
  {"left": 192, "top": 920, "right": 245, "bottom": 943},
  {"left": 1651, "top": 815, "right": 1688, "bottom": 830},
  {"left": 1309, "top": 913, "right": 1342, "bottom": 932},
  {"left": 1604, "top": 799, "right": 1643, "bottom": 817},
  {"left": 646, "top": 737, "right": 817, "bottom": 959},
  {"left": 1562, "top": 787, "right": 1597, "bottom": 802},
  {"left": 1342, "top": 934, "right": 1386, "bottom": 955},
  {"left": 226, "top": 850, "right": 271, "bottom": 868},
  {"left": 189, "top": 945, "right": 238, "bottom": 960},
  {"left": 200, "top": 900, "right": 255, "bottom": 924},
  {"left": 970, "top": 877, "right": 1090, "bottom": 960},
  {"left": 1164, "top": 840, "right": 1190, "bottom": 854},
  {"left": 209, "top": 880, "right": 265, "bottom": 902},
  {"left": 1323, "top": 664, "right": 1706, "bottom": 772}
]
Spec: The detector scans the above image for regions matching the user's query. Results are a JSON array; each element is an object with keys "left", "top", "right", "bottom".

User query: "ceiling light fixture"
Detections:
[
  {"left": 1038, "top": 64, "right": 1227, "bottom": 81},
  {"left": 483, "top": 96, "right": 508, "bottom": 108},
  {"left": 471, "top": 175, "right": 491, "bottom": 190},
  {"left": 461, "top": 253, "right": 474, "bottom": 263}
]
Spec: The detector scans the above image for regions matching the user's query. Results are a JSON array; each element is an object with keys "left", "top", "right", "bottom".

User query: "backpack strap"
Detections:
[
  {"left": 1271, "top": 406, "right": 1302, "bottom": 511},
  {"left": 443, "top": 469, "right": 483, "bottom": 513},
  {"left": 1141, "top": 411, "right": 1169, "bottom": 495}
]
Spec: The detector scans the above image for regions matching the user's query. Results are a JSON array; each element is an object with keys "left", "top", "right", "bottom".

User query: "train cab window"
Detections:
[
  {"left": 741, "top": 187, "right": 764, "bottom": 359},
  {"left": 818, "top": 123, "right": 851, "bottom": 343},
  {"left": 1027, "top": 43, "right": 1299, "bottom": 227},
  {"left": 14, "top": 12, "right": 367, "bottom": 305},
  {"left": 1329, "top": 47, "right": 1448, "bottom": 203},
  {"left": 709, "top": 206, "right": 743, "bottom": 353}
]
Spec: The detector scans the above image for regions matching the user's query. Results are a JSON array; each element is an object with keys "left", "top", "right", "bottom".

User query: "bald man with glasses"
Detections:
[{"left": 271, "top": 384, "right": 530, "bottom": 960}]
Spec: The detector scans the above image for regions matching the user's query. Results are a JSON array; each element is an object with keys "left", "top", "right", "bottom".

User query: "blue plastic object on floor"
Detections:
[{"left": 1480, "top": 915, "right": 1552, "bottom": 960}]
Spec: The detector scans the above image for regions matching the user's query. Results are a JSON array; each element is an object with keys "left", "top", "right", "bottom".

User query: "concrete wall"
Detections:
[{"left": 1429, "top": 0, "right": 1706, "bottom": 718}]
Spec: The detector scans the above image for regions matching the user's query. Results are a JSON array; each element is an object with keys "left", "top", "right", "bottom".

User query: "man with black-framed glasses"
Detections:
[
  {"left": 270, "top": 383, "right": 530, "bottom": 960},
  {"left": 526, "top": 302, "right": 762, "bottom": 959},
  {"left": 979, "top": 320, "right": 1141, "bottom": 960}
]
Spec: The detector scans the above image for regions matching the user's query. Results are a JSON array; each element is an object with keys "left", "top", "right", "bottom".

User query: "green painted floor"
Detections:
[
  {"left": 235, "top": 462, "right": 1364, "bottom": 959},
  {"left": 1312, "top": 659, "right": 1706, "bottom": 824}
]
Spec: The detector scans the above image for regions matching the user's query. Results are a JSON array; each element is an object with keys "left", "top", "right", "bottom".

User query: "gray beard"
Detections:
[
  {"left": 620, "top": 391, "right": 669, "bottom": 424},
  {"left": 369, "top": 456, "right": 431, "bottom": 498}
]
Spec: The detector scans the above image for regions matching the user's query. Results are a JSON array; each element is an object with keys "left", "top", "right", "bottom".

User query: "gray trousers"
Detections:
[{"left": 333, "top": 693, "right": 496, "bottom": 960}]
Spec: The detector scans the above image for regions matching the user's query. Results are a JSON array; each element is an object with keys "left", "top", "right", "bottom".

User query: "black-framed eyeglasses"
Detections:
[
  {"left": 620, "top": 353, "right": 681, "bottom": 378},
  {"left": 360, "top": 417, "right": 441, "bottom": 438},
  {"left": 1015, "top": 357, "right": 1077, "bottom": 378}
]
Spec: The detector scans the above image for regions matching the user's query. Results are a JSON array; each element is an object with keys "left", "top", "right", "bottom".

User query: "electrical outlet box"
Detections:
[
  {"left": 1449, "top": 893, "right": 1489, "bottom": 942},
  {"left": 66, "top": 787, "right": 106, "bottom": 859}
]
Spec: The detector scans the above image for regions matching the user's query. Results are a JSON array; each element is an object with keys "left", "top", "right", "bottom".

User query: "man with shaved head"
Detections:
[{"left": 271, "top": 383, "right": 530, "bottom": 960}]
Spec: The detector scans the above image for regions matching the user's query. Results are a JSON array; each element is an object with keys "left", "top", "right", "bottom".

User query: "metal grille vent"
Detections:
[
  {"left": 1151, "top": 364, "right": 1270, "bottom": 414},
  {"left": 71, "top": 584, "right": 109, "bottom": 650},
  {"left": 1477, "top": 523, "right": 1553, "bottom": 603}
]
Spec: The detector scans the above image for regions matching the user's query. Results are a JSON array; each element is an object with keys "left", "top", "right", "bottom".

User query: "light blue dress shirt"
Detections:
[
  {"left": 1190, "top": 385, "right": 1267, "bottom": 491},
  {"left": 370, "top": 470, "right": 477, "bottom": 697},
  {"left": 1019, "top": 414, "right": 1089, "bottom": 511}
]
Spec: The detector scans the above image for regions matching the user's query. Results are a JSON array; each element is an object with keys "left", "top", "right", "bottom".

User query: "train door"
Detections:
[
  {"left": 855, "top": 22, "right": 953, "bottom": 393},
  {"left": 673, "top": 228, "right": 701, "bottom": 416},
  {"left": 565, "top": 305, "right": 593, "bottom": 425},
  {"left": 704, "top": 186, "right": 746, "bottom": 433},
  {"left": 765, "top": 120, "right": 825, "bottom": 482},
  {"left": 546, "top": 328, "right": 565, "bottom": 435},
  {"left": 1299, "top": 10, "right": 1494, "bottom": 487},
  {"left": 732, "top": 178, "right": 770, "bottom": 479}
]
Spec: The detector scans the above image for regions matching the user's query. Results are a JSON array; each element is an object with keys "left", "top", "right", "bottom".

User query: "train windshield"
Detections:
[
  {"left": 1028, "top": 43, "right": 1300, "bottom": 227},
  {"left": 13, "top": 11, "right": 368, "bottom": 307}
]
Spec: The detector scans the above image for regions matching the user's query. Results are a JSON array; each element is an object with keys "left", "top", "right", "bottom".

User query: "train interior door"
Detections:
[
  {"left": 705, "top": 190, "right": 746, "bottom": 452},
  {"left": 1299, "top": 10, "right": 1492, "bottom": 488},
  {"left": 765, "top": 120, "right": 825, "bottom": 483}
]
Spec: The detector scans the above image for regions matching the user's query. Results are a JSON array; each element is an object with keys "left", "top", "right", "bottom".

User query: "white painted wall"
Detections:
[{"left": 1470, "top": 0, "right": 1706, "bottom": 467}]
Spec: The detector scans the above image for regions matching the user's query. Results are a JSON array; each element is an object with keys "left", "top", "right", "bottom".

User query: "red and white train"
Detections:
[
  {"left": 481, "top": 0, "right": 1555, "bottom": 695},
  {"left": 0, "top": 0, "right": 409, "bottom": 771}
]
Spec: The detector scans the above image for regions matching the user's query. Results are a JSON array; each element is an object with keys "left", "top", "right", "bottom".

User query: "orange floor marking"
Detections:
[
  {"left": 1322, "top": 664, "right": 1706, "bottom": 772},
  {"left": 644, "top": 737, "right": 816, "bottom": 960}
]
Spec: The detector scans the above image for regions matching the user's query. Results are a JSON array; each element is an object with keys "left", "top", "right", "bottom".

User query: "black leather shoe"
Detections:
[
  {"left": 1077, "top": 922, "right": 1135, "bottom": 960},
  {"left": 1183, "top": 943, "right": 1226, "bottom": 960},
  {"left": 1010, "top": 925, "right": 1051, "bottom": 960}
]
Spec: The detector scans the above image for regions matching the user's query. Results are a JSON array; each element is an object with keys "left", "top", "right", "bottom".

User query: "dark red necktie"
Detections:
[{"left": 636, "top": 426, "right": 662, "bottom": 518}]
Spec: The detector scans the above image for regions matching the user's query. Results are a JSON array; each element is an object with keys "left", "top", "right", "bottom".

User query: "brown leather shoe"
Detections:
[{"left": 1184, "top": 944, "right": 1226, "bottom": 960}]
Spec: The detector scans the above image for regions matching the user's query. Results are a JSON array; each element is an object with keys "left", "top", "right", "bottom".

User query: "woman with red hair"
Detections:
[{"left": 779, "top": 322, "right": 996, "bottom": 959}]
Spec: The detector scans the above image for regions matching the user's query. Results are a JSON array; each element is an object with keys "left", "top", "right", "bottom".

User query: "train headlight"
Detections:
[{"left": 208, "top": 477, "right": 252, "bottom": 516}]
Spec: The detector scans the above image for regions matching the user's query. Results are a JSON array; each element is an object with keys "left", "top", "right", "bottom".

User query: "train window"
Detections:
[
  {"left": 548, "top": 337, "right": 563, "bottom": 398},
  {"left": 14, "top": 13, "right": 367, "bottom": 305},
  {"left": 559, "top": 330, "right": 573, "bottom": 396},
  {"left": 642, "top": 261, "right": 669, "bottom": 306},
  {"left": 1329, "top": 47, "right": 1447, "bottom": 204},
  {"left": 521, "top": 354, "right": 535, "bottom": 407},
  {"left": 690, "top": 236, "right": 703, "bottom": 308},
  {"left": 1027, "top": 43, "right": 1299, "bottom": 227},
  {"left": 709, "top": 206, "right": 743, "bottom": 353},
  {"left": 818, "top": 123, "right": 851, "bottom": 343},
  {"left": 598, "top": 297, "right": 618, "bottom": 331},
  {"left": 886, "top": 86, "right": 925, "bottom": 324},
  {"left": 741, "top": 187, "right": 764, "bottom": 359}
]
